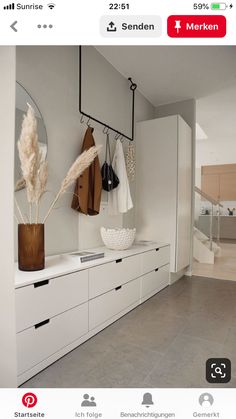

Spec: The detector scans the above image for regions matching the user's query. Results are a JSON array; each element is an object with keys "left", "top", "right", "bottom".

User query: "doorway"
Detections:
[{"left": 193, "top": 83, "right": 236, "bottom": 281}]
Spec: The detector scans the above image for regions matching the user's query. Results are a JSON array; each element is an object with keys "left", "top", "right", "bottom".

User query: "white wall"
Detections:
[
  {"left": 196, "top": 85, "right": 236, "bottom": 168},
  {"left": 78, "top": 49, "right": 155, "bottom": 248},
  {"left": 0, "top": 47, "right": 17, "bottom": 387},
  {"left": 16, "top": 46, "right": 80, "bottom": 256},
  {"left": 15, "top": 46, "right": 154, "bottom": 254}
]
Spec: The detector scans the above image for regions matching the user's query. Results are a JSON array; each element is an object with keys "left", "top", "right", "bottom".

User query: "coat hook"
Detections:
[
  {"left": 80, "top": 114, "right": 85, "bottom": 124},
  {"left": 103, "top": 126, "right": 109, "bottom": 134},
  {"left": 115, "top": 133, "right": 120, "bottom": 140},
  {"left": 87, "top": 117, "right": 91, "bottom": 127}
]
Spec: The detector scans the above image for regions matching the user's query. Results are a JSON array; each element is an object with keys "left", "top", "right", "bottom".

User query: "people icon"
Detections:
[
  {"left": 199, "top": 393, "right": 214, "bottom": 407},
  {"left": 81, "top": 394, "right": 97, "bottom": 407},
  {"left": 90, "top": 397, "right": 96, "bottom": 407}
]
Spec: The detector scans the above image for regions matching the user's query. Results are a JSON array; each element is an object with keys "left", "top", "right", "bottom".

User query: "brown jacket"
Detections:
[{"left": 71, "top": 127, "right": 102, "bottom": 215}]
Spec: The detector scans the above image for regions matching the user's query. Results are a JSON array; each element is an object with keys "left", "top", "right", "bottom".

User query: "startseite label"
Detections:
[{"left": 14, "top": 414, "right": 45, "bottom": 418}]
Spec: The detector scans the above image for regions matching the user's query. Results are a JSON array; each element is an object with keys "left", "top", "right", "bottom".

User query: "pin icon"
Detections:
[{"left": 175, "top": 20, "right": 181, "bottom": 33}]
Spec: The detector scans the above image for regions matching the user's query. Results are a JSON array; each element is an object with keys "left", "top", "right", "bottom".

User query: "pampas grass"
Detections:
[
  {"left": 17, "top": 103, "right": 41, "bottom": 222},
  {"left": 15, "top": 177, "right": 26, "bottom": 192},
  {"left": 16, "top": 103, "right": 101, "bottom": 225},
  {"left": 35, "top": 161, "right": 48, "bottom": 223},
  {"left": 43, "top": 145, "right": 102, "bottom": 223},
  {"left": 15, "top": 196, "right": 26, "bottom": 224}
]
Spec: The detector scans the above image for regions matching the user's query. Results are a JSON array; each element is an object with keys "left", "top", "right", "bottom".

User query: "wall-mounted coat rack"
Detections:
[{"left": 79, "top": 46, "right": 137, "bottom": 142}]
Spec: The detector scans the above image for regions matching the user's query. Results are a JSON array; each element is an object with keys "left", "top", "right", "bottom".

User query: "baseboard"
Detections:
[
  {"left": 185, "top": 269, "right": 192, "bottom": 277},
  {"left": 170, "top": 267, "right": 189, "bottom": 284}
]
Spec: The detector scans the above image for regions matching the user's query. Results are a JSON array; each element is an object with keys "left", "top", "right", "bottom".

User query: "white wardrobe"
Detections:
[{"left": 136, "top": 115, "right": 192, "bottom": 274}]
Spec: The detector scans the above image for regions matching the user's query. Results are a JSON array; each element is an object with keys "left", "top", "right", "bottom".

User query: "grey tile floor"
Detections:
[{"left": 22, "top": 276, "right": 236, "bottom": 388}]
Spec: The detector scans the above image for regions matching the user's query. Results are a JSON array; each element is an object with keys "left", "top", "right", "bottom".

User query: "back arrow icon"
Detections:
[{"left": 10, "top": 21, "right": 18, "bottom": 32}]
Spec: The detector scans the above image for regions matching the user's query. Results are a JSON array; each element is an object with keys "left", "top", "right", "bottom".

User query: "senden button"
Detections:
[
  {"left": 167, "top": 15, "right": 226, "bottom": 38},
  {"left": 100, "top": 16, "right": 162, "bottom": 37}
]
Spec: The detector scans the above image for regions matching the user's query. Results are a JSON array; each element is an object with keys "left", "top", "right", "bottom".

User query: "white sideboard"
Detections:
[{"left": 15, "top": 242, "right": 170, "bottom": 385}]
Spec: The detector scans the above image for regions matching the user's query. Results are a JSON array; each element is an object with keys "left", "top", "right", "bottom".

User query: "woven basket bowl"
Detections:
[{"left": 101, "top": 227, "right": 136, "bottom": 250}]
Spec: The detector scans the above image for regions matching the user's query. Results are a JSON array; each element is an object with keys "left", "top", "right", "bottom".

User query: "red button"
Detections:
[{"left": 168, "top": 15, "right": 226, "bottom": 38}]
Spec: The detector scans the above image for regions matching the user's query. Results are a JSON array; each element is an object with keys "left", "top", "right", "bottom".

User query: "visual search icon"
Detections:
[
  {"left": 81, "top": 394, "right": 97, "bottom": 407},
  {"left": 142, "top": 393, "right": 154, "bottom": 408},
  {"left": 199, "top": 393, "right": 214, "bottom": 407},
  {"left": 206, "top": 358, "right": 231, "bottom": 383}
]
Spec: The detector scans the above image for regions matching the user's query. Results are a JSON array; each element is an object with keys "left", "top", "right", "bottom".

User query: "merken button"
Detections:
[{"left": 167, "top": 15, "right": 226, "bottom": 38}]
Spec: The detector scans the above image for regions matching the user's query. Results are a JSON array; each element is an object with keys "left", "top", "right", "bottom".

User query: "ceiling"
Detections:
[
  {"left": 96, "top": 46, "right": 236, "bottom": 167},
  {"left": 96, "top": 46, "right": 236, "bottom": 106}
]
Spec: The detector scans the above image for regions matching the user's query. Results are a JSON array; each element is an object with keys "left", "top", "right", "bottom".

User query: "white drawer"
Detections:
[
  {"left": 89, "top": 278, "right": 140, "bottom": 330},
  {"left": 17, "top": 302, "right": 88, "bottom": 375},
  {"left": 89, "top": 254, "right": 141, "bottom": 299},
  {"left": 141, "top": 264, "right": 170, "bottom": 300},
  {"left": 16, "top": 270, "right": 88, "bottom": 332},
  {"left": 142, "top": 246, "right": 170, "bottom": 274}
]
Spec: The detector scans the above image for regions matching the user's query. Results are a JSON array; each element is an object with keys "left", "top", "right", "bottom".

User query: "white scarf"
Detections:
[{"left": 108, "top": 140, "right": 133, "bottom": 215}]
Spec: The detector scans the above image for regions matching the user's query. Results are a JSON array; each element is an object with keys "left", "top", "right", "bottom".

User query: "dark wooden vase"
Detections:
[{"left": 18, "top": 224, "right": 45, "bottom": 271}]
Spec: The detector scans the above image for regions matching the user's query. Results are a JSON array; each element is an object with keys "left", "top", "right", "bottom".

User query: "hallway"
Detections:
[{"left": 193, "top": 242, "right": 236, "bottom": 281}]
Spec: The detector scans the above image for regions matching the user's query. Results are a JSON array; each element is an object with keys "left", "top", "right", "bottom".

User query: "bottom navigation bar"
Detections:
[{"left": 0, "top": 389, "right": 234, "bottom": 418}]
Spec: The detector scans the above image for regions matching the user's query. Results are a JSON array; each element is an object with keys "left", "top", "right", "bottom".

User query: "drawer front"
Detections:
[
  {"left": 89, "top": 278, "right": 140, "bottom": 330},
  {"left": 89, "top": 254, "right": 141, "bottom": 299},
  {"left": 142, "top": 246, "right": 170, "bottom": 275},
  {"left": 16, "top": 270, "right": 88, "bottom": 332},
  {"left": 141, "top": 264, "right": 170, "bottom": 299},
  {"left": 17, "top": 302, "right": 88, "bottom": 375}
]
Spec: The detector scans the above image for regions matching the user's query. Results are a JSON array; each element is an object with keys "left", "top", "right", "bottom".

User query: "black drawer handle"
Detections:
[
  {"left": 34, "top": 280, "right": 49, "bottom": 288},
  {"left": 35, "top": 319, "right": 50, "bottom": 329},
  {"left": 156, "top": 248, "right": 160, "bottom": 252},
  {"left": 116, "top": 259, "right": 122, "bottom": 263},
  {"left": 115, "top": 285, "right": 122, "bottom": 291},
  {"left": 155, "top": 268, "right": 159, "bottom": 272}
]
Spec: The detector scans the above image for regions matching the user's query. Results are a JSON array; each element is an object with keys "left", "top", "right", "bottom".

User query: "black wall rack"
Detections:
[{"left": 79, "top": 46, "right": 137, "bottom": 141}]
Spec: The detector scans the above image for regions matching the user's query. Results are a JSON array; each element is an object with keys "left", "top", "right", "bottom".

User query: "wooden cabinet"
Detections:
[
  {"left": 201, "top": 164, "right": 236, "bottom": 201},
  {"left": 220, "top": 173, "right": 236, "bottom": 201},
  {"left": 201, "top": 174, "right": 220, "bottom": 201},
  {"left": 15, "top": 243, "right": 170, "bottom": 385}
]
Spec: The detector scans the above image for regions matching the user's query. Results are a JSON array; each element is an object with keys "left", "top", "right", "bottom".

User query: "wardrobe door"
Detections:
[
  {"left": 136, "top": 116, "right": 178, "bottom": 273},
  {"left": 176, "top": 116, "right": 192, "bottom": 272}
]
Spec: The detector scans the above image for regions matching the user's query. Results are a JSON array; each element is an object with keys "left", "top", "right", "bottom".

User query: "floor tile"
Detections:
[
  {"left": 182, "top": 312, "right": 229, "bottom": 343},
  {"left": 143, "top": 334, "right": 224, "bottom": 388}
]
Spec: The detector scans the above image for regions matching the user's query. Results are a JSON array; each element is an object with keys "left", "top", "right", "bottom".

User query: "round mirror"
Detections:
[{"left": 15, "top": 82, "right": 48, "bottom": 191}]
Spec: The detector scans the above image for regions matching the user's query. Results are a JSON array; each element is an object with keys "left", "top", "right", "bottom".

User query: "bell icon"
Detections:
[{"left": 142, "top": 393, "right": 154, "bottom": 407}]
